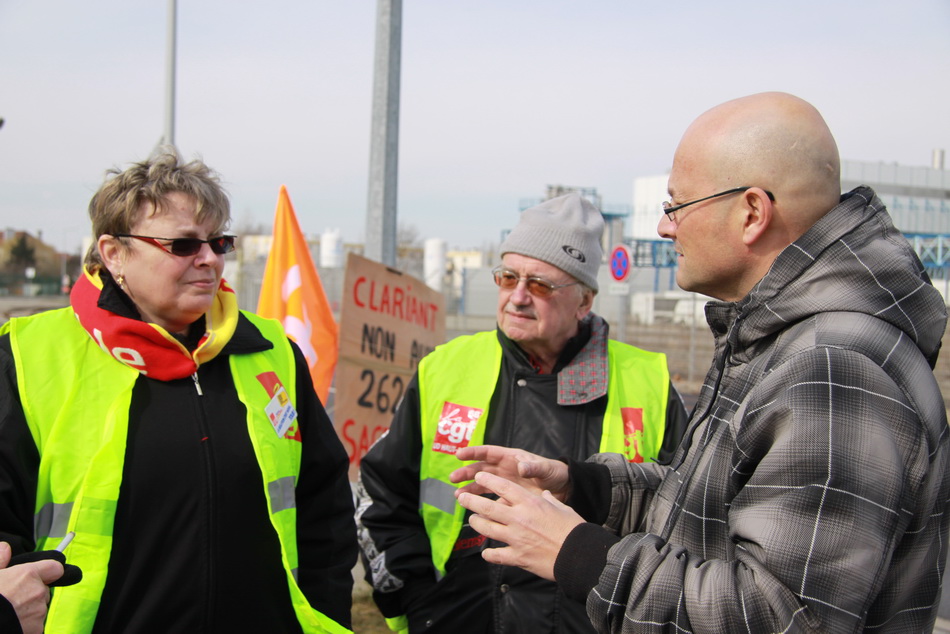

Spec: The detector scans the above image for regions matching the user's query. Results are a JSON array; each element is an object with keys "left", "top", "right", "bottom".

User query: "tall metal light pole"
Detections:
[
  {"left": 364, "top": 0, "right": 401, "bottom": 266},
  {"left": 163, "top": 0, "right": 177, "bottom": 147}
]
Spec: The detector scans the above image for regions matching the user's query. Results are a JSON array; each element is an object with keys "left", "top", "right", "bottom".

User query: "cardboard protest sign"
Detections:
[{"left": 335, "top": 252, "right": 445, "bottom": 480}]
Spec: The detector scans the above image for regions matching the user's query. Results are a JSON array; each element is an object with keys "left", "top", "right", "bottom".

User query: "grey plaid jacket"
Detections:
[{"left": 585, "top": 187, "right": 949, "bottom": 632}]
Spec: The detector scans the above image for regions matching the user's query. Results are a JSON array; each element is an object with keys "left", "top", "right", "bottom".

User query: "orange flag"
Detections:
[{"left": 257, "top": 185, "right": 338, "bottom": 404}]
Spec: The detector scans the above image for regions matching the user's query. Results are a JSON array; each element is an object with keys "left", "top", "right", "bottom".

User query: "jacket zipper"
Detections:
[
  {"left": 659, "top": 338, "right": 732, "bottom": 542},
  {"left": 192, "top": 370, "right": 216, "bottom": 629}
]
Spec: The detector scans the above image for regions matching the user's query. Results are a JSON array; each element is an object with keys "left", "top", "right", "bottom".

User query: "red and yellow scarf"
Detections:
[{"left": 70, "top": 267, "right": 239, "bottom": 381}]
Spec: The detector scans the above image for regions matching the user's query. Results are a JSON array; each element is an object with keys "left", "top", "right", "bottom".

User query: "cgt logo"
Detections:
[
  {"left": 432, "top": 401, "right": 483, "bottom": 455},
  {"left": 621, "top": 407, "right": 644, "bottom": 463}
]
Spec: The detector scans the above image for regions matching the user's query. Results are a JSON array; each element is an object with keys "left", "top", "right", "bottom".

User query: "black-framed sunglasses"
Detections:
[
  {"left": 113, "top": 234, "right": 237, "bottom": 256},
  {"left": 662, "top": 186, "right": 775, "bottom": 223},
  {"left": 492, "top": 266, "right": 580, "bottom": 299}
]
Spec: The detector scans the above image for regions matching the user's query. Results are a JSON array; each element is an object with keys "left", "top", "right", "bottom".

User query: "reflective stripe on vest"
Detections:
[
  {"left": 418, "top": 332, "right": 669, "bottom": 578},
  {"left": 269, "top": 474, "right": 299, "bottom": 513},
  {"left": 4, "top": 309, "right": 350, "bottom": 634},
  {"left": 34, "top": 501, "right": 73, "bottom": 543},
  {"left": 420, "top": 477, "right": 459, "bottom": 515}
]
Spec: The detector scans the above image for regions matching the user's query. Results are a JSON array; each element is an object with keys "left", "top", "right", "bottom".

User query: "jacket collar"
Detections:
[
  {"left": 706, "top": 186, "right": 947, "bottom": 366},
  {"left": 498, "top": 313, "right": 610, "bottom": 406},
  {"left": 557, "top": 313, "right": 610, "bottom": 405}
]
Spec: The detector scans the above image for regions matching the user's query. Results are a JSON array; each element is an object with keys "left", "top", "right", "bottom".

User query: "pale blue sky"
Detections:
[{"left": 1, "top": 0, "right": 948, "bottom": 254}]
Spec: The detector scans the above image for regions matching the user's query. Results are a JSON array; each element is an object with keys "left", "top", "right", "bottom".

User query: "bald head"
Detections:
[
  {"left": 661, "top": 93, "right": 845, "bottom": 301},
  {"left": 675, "top": 92, "right": 841, "bottom": 233}
]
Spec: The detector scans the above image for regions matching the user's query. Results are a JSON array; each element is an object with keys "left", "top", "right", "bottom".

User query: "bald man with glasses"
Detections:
[
  {"left": 355, "top": 193, "right": 688, "bottom": 633},
  {"left": 453, "top": 92, "right": 950, "bottom": 633}
]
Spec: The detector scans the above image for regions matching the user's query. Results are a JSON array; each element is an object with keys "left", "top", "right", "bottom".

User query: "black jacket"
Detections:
[
  {"left": 357, "top": 318, "right": 688, "bottom": 633},
  {"left": 0, "top": 595, "right": 20, "bottom": 633},
  {"left": 0, "top": 304, "right": 356, "bottom": 632}
]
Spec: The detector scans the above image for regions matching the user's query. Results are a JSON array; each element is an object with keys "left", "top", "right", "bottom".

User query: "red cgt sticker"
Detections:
[{"left": 432, "top": 401, "right": 484, "bottom": 455}]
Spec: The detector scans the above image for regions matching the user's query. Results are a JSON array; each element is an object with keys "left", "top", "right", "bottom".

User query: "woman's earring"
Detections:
[{"left": 116, "top": 274, "right": 125, "bottom": 288}]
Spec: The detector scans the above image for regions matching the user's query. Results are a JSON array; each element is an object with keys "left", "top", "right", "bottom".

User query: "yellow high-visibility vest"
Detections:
[
  {"left": 2, "top": 308, "right": 349, "bottom": 633},
  {"left": 417, "top": 331, "right": 670, "bottom": 578}
]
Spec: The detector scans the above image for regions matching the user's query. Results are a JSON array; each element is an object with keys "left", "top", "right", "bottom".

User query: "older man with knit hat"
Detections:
[{"left": 355, "top": 192, "right": 687, "bottom": 633}]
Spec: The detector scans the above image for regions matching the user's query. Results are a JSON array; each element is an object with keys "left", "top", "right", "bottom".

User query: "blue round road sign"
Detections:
[{"left": 610, "top": 245, "right": 630, "bottom": 282}]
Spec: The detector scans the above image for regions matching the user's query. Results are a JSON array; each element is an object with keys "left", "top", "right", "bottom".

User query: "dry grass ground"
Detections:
[{"left": 352, "top": 593, "right": 389, "bottom": 633}]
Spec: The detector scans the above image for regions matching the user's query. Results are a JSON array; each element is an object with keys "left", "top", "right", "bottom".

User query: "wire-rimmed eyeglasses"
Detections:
[
  {"left": 662, "top": 186, "right": 775, "bottom": 223},
  {"left": 113, "top": 234, "right": 237, "bottom": 256},
  {"left": 491, "top": 266, "right": 580, "bottom": 299}
]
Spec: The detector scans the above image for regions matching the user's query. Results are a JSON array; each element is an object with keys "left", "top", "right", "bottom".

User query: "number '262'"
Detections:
[{"left": 357, "top": 369, "right": 406, "bottom": 414}]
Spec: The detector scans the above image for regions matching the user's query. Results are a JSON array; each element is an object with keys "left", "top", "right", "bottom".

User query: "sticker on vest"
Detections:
[
  {"left": 621, "top": 407, "right": 645, "bottom": 463},
  {"left": 266, "top": 386, "right": 298, "bottom": 438},
  {"left": 256, "top": 371, "right": 301, "bottom": 441},
  {"left": 432, "top": 401, "right": 483, "bottom": 454}
]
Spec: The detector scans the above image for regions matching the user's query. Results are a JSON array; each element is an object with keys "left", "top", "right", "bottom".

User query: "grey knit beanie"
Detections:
[{"left": 500, "top": 193, "right": 604, "bottom": 291}]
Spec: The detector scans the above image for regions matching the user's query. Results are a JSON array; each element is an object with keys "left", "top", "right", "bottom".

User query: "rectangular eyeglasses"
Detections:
[
  {"left": 662, "top": 186, "right": 774, "bottom": 223},
  {"left": 492, "top": 266, "right": 580, "bottom": 298}
]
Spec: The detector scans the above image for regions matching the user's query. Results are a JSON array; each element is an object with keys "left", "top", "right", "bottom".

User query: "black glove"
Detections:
[{"left": 8, "top": 549, "right": 83, "bottom": 587}]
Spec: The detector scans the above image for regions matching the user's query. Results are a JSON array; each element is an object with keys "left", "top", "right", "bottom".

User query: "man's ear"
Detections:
[
  {"left": 576, "top": 288, "right": 595, "bottom": 320},
  {"left": 741, "top": 188, "right": 773, "bottom": 246}
]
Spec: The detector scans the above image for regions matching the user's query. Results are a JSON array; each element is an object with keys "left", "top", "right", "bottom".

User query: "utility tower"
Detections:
[
  {"left": 163, "top": 0, "right": 177, "bottom": 147},
  {"left": 364, "top": 0, "right": 402, "bottom": 266}
]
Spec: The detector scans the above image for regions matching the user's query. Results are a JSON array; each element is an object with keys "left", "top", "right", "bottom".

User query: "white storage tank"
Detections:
[
  {"left": 424, "top": 238, "right": 446, "bottom": 291},
  {"left": 320, "top": 228, "right": 343, "bottom": 268}
]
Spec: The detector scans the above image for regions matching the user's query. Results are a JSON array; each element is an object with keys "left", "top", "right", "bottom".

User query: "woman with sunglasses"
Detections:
[{"left": 0, "top": 149, "right": 356, "bottom": 633}]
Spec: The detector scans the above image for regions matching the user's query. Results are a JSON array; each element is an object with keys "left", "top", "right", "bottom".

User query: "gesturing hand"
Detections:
[
  {"left": 457, "top": 471, "right": 584, "bottom": 581},
  {"left": 450, "top": 444, "right": 571, "bottom": 501},
  {"left": 0, "top": 542, "right": 63, "bottom": 634}
]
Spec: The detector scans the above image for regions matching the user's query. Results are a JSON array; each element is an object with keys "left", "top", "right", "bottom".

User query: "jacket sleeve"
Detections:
[
  {"left": 291, "top": 342, "right": 358, "bottom": 630},
  {"left": 657, "top": 380, "right": 689, "bottom": 464},
  {"left": 0, "top": 335, "right": 38, "bottom": 556},
  {"left": 575, "top": 347, "right": 939, "bottom": 633},
  {"left": 0, "top": 593, "right": 23, "bottom": 634},
  {"left": 355, "top": 373, "right": 439, "bottom": 618}
]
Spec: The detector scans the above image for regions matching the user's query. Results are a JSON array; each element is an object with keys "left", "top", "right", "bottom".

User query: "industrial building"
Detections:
[{"left": 223, "top": 155, "right": 950, "bottom": 332}]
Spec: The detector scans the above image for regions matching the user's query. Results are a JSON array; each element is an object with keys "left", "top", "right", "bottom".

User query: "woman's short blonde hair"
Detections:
[{"left": 84, "top": 147, "right": 231, "bottom": 270}]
